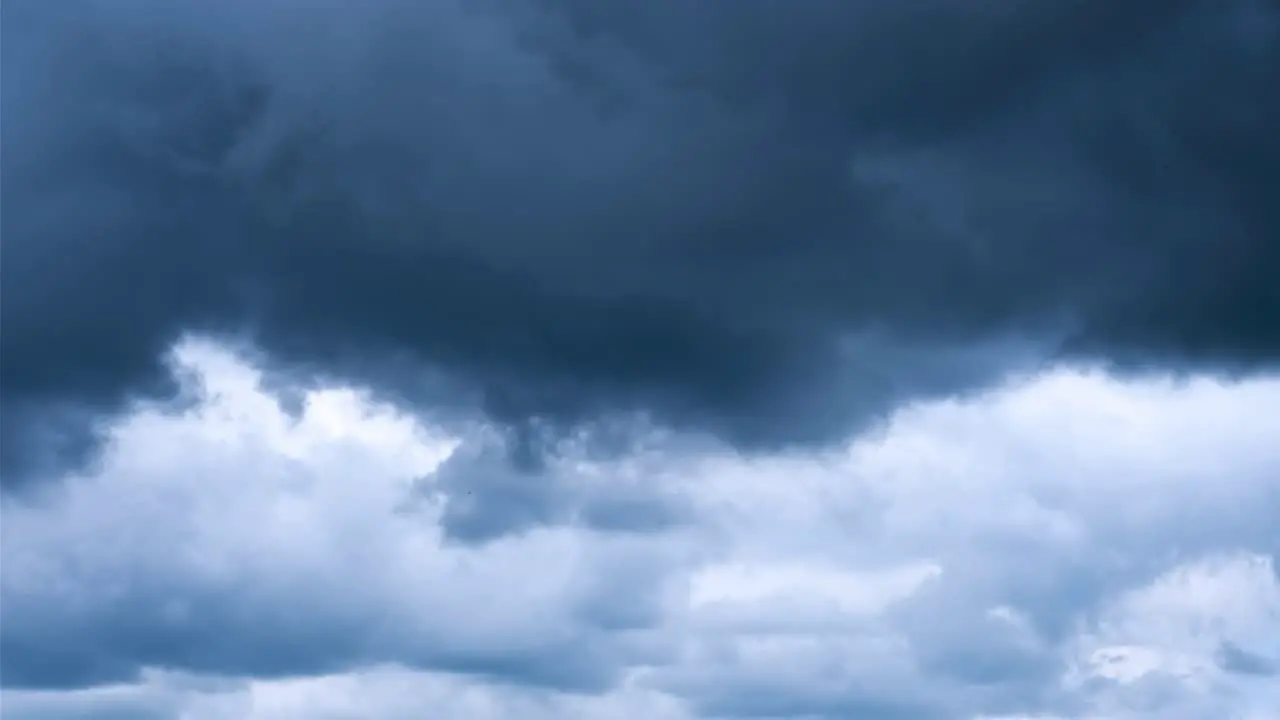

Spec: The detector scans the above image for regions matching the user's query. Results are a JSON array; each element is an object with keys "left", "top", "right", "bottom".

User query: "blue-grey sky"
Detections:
[{"left": 3, "top": 1, "right": 1279, "bottom": 718}]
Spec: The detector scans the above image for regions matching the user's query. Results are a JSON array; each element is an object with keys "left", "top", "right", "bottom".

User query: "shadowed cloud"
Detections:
[{"left": 3, "top": 0, "right": 1278, "bottom": 483}]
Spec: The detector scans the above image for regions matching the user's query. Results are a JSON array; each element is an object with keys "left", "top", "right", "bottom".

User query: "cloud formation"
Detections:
[
  {"left": 4, "top": 0, "right": 1279, "bottom": 480},
  {"left": 3, "top": 340, "right": 1278, "bottom": 718}
]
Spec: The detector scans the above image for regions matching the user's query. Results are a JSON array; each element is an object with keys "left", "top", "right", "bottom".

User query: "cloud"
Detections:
[
  {"left": 3, "top": 0, "right": 1278, "bottom": 482},
  {"left": 0, "top": 668, "right": 689, "bottom": 720},
  {"left": 1063, "top": 553, "right": 1280, "bottom": 719},
  {"left": 3, "top": 340, "right": 1277, "bottom": 718},
  {"left": 0, "top": 344, "right": 684, "bottom": 694},
  {"left": 426, "top": 430, "right": 691, "bottom": 544}
]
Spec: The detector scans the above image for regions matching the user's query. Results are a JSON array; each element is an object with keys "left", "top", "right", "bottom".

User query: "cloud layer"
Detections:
[
  {"left": 3, "top": 340, "right": 1278, "bottom": 719},
  {"left": 4, "top": 0, "right": 1279, "bottom": 480},
  {"left": 5, "top": 4, "right": 1279, "bottom": 716}
]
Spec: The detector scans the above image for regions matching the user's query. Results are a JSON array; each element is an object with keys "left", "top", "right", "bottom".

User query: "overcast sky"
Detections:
[{"left": 3, "top": 1, "right": 1279, "bottom": 719}]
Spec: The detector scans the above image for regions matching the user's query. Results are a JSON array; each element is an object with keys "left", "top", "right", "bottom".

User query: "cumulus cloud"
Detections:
[
  {"left": 6, "top": 2, "right": 1278, "bottom": 716},
  {"left": 3, "top": 0, "right": 1279, "bottom": 480},
  {"left": 1063, "top": 553, "right": 1280, "bottom": 718},
  {"left": 3, "top": 340, "right": 1277, "bottom": 718}
]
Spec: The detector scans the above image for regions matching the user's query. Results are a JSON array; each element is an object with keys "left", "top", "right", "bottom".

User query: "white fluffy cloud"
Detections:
[{"left": 3, "top": 339, "right": 1278, "bottom": 719}]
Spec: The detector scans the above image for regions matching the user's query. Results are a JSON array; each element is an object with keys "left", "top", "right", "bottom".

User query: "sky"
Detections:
[{"left": 2, "top": 1, "right": 1279, "bottom": 719}]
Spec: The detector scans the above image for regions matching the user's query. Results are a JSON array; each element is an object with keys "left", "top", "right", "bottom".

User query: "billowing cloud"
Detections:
[
  {"left": 4, "top": 0, "right": 1279, "bottom": 481},
  {"left": 3, "top": 340, "right": 1277, "bottom": 718}
]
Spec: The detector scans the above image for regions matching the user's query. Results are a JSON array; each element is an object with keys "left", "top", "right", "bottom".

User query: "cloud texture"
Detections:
[
  {"left": 4, "top": 0, "right": 1279, "bottom": 480},
  {"left": 3, "top": 341, "right": 1279, "bottom": 718},
  {"left": 4, "top": 4, "right": 1279, "bottom": 717}
]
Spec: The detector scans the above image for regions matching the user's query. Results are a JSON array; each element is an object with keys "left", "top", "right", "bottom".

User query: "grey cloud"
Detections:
[
  {"left": 0, "top": 674, "right": 248, "bottom": 720},
  {"left": 0, "top": 668, "right": 685, "bottom": 720},
  {"left": 1218, "top": 642, "right": 1277, "bottom": 677},
  {"left": 3, "top": 312, "right": 1280, "bottom": 719},
  {"left": 686, "top": 690, "right": 942, "bottom": 720},
  {"left": 4, "top": 0, "right": 1279, "bottom": 484},
  {"left": 0, "top": 696, "right": 174, "bottom": 720},
  {"left": 1, "top": 574, "right": 375, "bottom": 688},
  {"left": 0, "top": 368, "right": 677, "bottom": 695},
  {"left": 430, "top": 439, "right": 576, "bottom": 543},
  {"left": 0, "top": 526, "right": 657, "bottom": 694},
  {"left": 577, "top": 489, "right": 686, "bottom": 536},
  {"left": 429, "top": 434, "right": 690, "bottom": 544}
]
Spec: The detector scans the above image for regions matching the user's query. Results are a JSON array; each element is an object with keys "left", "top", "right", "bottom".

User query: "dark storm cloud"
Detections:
[
  {"left": 4, "top": 0, "right": 1278, "bottom": 483},
  {"left": 430, "top": 439, "right": 688, "bottom": 543},
  {"left": 430, "top": 440, "right": 575, "bottom": 543}
]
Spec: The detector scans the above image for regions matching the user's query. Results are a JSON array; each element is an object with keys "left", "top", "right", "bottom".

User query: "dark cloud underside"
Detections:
[{"left": 3, "top": 0, "right": 1278, "bottom": 483}]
